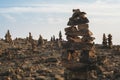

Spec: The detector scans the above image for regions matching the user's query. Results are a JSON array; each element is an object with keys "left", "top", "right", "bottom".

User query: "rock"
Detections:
[
  {"left": 55, "top": 75, "right": 64, "bottom": 80},
  {"left": 65, "top": 26, "right": 77, "bottom": 32},
  {"left": 5, "top": 77, "right": 11, "bottom": 80},
  {"left": 16, "top": 74, "right": 22, "bottom": 80},
  {"left": 35, "top": 76, "right": 46, "bottom": 80},
  {"left": 66, "top": 36, "right": 81, "bottom": 42},
  {"left": 24, "top": 77, "right": 35, "bottom": 80},
  {"left": 45, "top": 58, "right": 58, "bottom": 63},
  {"left": 65, "top": 29, "right": 93, "bottom": 36},
  {"left": 0, "top": 71, "right": 11, "bottom": 76},
  {"left": 78, "top": 24, "right": 89, "bottom": 30},
  {"left": 62, "top": 42, "right": 93, "bottom": 50}
]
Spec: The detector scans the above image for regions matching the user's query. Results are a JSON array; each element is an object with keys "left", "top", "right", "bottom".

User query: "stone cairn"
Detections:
[
  {"left": 28, "top": 32, "right": 33, "bottom": 43},
  {"left": 59, "top": 31, "right": 62, "bottom": 41},
  {"left": 102, "top": 33, "right": 113, "bottom": 48},
  {"left": 37, "top": 35, "right": 44, "bottom": 46},
  {"left": 108, "top": 34, "right": 112, "bottom": 48},
  {"left": 28, "top": 32, "right": 36, "bottom": 50},
  {"left": 102, "top": 33, "right": 107, "bottom": 48},
  {"left": 5, "top": 30, "right": 13, "bottom": 44},
  {"left": 62, "top": 9, "right": 97, "bottom": 80}
]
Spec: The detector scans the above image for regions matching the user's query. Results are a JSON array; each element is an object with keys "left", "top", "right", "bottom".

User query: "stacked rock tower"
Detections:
[{"left": 62, "top": 9, "right": 97, "bottom": 80}]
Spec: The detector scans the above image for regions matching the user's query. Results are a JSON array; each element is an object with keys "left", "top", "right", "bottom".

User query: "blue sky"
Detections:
[{"left": 0, "top": 0, "right": 120, "bottom": 44}]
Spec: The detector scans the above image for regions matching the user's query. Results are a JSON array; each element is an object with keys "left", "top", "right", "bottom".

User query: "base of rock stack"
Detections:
[{"left": 64, "top": 69, "right": 88, "bottom": 80}]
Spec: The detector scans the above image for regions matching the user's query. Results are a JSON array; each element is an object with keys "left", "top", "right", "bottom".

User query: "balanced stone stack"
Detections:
[
  {"left": 62, "top": 9, "right": 97, "bottom": 80},
  {"left": 64, "top": 9, "right": 95, "bottom": 61},
  {"left": 108, "top": 34, "right": 112, "bottom": 48},
  {"left": 5, "top": 30, "right": 13, "bottom": 44}
]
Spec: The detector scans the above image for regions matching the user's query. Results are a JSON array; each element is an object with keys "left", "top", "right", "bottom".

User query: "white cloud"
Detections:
[
  {"left": 0, "top": 2, "right": 120, "bottom": 17},
  {"left": 1, "top": 14, "right": 16, "bottom": 22},
  {"left": 95, "top": 0, "right": 120, "bottom": 3},
  {"left": 47, "top": 17, "right": 66, "bottom": 24},
  {"left": 0, "top": 6, "right": 70, "bottom": 13}
]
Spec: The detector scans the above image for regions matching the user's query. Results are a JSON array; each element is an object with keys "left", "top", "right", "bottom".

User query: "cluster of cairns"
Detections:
[
  {"left": 1, "top": 30, "right": 63, "bottom": 51},
  {"left": 102, "top": 33, "right": 113, "bottom": 48},
  {"left": 0, "top": 30, "right": 65, "bottom": 80},
  {"left": 3, "top": 31, "right": 44, "bottom": 50},
  {"left": 0, "top": 9, "right": 120, "bottom": 80}
]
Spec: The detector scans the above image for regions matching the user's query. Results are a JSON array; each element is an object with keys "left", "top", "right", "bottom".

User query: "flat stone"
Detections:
[
  {"left": 65, "top": 29, "right": 93, "bottom": 36},
  {"left": 35, "top": 76, "right": 46, "bottom": 80},
  {"left": 62, "top": 42, "right": 93, "bottom": 50},
  {"left": 78, "top": 24, "right": 89, "bottom": 30},
  {"left": 45, "top": 58, "right": 58, "bottom": 63},
  {"left": 24, "top": 77, "right": 35, "bottom": 80}
]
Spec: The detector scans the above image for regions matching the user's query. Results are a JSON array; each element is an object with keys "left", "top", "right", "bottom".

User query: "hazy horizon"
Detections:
[{"left": 0, "top": 0, "right": 120, "bottom": 44}]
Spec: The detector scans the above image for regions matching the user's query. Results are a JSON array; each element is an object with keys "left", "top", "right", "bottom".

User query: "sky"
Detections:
[{"left": 0, "top": 0, "right": 120, "bottom": 44}]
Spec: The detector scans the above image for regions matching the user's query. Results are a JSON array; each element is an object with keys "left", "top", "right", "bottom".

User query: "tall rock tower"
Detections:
[
  {"left": 102, "top": 33, "right": 107, "bottom": 48},
  {"left": 5, "top": 30, "right": 13, "bottom": 44},
  {"left": 62, "top": 9, "right": 97, "bottom": 80}
]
